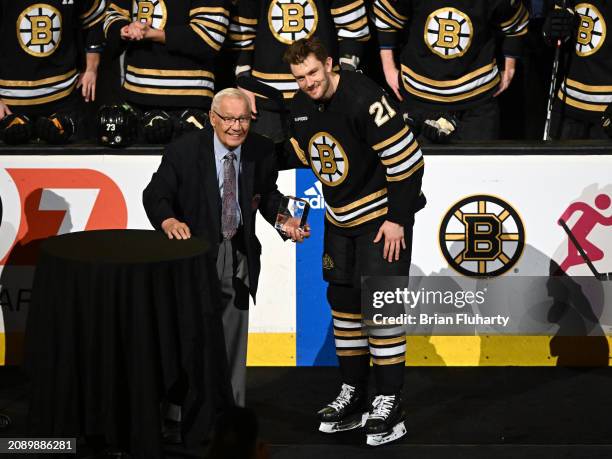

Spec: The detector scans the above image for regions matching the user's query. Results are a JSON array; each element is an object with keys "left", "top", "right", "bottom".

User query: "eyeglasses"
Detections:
[{"left": 213, "top": 110, "right": 251, "bottom": 126}]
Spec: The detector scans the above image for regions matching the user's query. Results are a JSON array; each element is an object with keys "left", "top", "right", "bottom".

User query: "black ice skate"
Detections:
[
  {"left": 317, "top": 383, "right": 368, "bottom": 433},
  {"left": 365, "top": 394, "right": 407, "bottom": 446}
]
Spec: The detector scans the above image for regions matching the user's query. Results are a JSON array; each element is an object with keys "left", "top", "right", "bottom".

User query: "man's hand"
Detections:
[
  {"left": 373, "top": 220, "right": 406, "bottom": 262},
  {"left": 77, "top": 70, "right": 97, "bottom": 102},
  {"left": 161, "top": 217, "right": 192, "bottom": 240},
  {"left": 0, "top": 100, "right": 12, "bottom": 121},
  {"left": 121, "top": 20, "right": 157, "bottom": 41},
  {"left": 142, "top": 20, "right": 166, "bottom": 43},
  {"left": 493, "top": 57, "right": 516, "bottom": 97},
  {"left": 282, "top": 218, "right": 311, "bottom": 243},
  {"left": 121, "top": 23, "right": 144, "bottom": 40},
  {"left": 380, "top": 49, "right": 403, "bottom": 101},
  {"left": 238, "top": 86, "right": 258, "bottom": 118}
]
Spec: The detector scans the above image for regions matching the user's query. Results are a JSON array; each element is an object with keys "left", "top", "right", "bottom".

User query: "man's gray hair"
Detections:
[{"left": 211, "top": 87, "right": 252, "bottom": 114}]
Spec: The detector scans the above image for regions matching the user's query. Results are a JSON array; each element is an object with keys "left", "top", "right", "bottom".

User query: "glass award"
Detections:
[{"left": 274, "top": 196, "right": 310, "bottom": 231}]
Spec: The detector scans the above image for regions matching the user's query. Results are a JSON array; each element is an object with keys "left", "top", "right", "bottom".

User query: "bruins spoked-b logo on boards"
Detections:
[
  {"left": 308, "top": 132, "right": 348, "bottom": 186},
  {"left": 17, "top": 4, "right": 62, "bottom": 57},
  {"left": 424, "top": 7, "right": 473, "bottom": 59},
  {"left": 268, "top": 0, "right": 318, "bottom": 44},
  {"left": 439, "top": 195, "right": 525, "bottom": 277},
  {"left": 575, "top": 3, "right": 606, "bottom": 57}
]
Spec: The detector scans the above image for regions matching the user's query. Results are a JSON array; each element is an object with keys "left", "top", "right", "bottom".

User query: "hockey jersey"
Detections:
[
  {"left": 556, "top": 1, "right": 612, "bottom": 121},
  {"left": 104, "top": 0, "right": 230, "bottom": 108},
  {"left": 229, "top": 0, "right": 369, "bottom": 102},
  {"left": 286, "top": 71, "right": 425, "bottom": 235},
  {"left": 0, "top": 0, "right": 106, "bottom": 108},
  {"left": 374, "top": 0, "right": 529, "bottom": 111}
]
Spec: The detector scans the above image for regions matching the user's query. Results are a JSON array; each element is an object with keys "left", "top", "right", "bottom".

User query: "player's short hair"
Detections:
[
  {"left": 283, "top": 37, "right": 329, "bottom": 66},
  {"left": 211, "top": 87, "right": 252, "bottom": 114}
]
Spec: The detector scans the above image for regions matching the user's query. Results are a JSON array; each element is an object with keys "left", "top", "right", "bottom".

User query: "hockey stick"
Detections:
[
  {"left": 237, "top": 75, "right": 293, "bottom": 146},
  {"left": 559, "top": 218, "right": 611, "bottom": 281},
  {"left": 543, "top": 0, "right": 568, "bottom": 141},
  {"left": 236, "top": 75, "right": 288, "bottom": 113}
]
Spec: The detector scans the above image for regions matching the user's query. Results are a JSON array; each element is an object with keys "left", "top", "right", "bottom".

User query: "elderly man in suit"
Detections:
[{"left": 143, "top": 88, "right": 308, "bottom": 409}]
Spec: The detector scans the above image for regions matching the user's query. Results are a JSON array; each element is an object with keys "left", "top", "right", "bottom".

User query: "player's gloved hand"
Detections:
[
  {"left": 178, "top": 108, "right": 209, "bottom": 134},
  {"left": 142, "top": 109, "right": 174, "bottom": 144},
  {"left": 543, "top": 7, "right": 576, "bottom": 45},
  {"left": 35, "top": 112, "right": 76, "bottom": 144},
  {"left": 0, "top": 114, "right": 33, "bottom": 145},
  {"left": 421, "top": 115, "right": 458, "bottom": 144},
  {"left": 339, "top": 55, "right": 360, "bottom": 72},
  {"left": 602, "top": 105, "right": 612, "bottom": 138},
  {"left": 403, "top": 112, "right": 424, "bottom": 137}
]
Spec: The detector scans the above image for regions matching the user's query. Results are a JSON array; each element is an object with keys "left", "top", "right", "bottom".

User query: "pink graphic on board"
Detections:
[{"left": 559, "top": 194, "right": 612, "bottom": 273}]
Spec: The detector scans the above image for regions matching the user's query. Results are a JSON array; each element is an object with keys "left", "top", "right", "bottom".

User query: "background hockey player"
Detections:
[
  {"left": 103, "top": 0, "right": 230, "bottom": 144},
  {"left": 281, "top": 37, "right": 425, "bottom": 446},
  {"left": 229, "top": 0, "right": 370, "bottom": 143},
  {"left": 373, "top": 0, "right": 530, "bottom": 141},
  {"left": 545, "top": 1, "right": 612, "bottom": 139},
  {"left": 0, "top": 0, "right": 106, "bottom": 145}
]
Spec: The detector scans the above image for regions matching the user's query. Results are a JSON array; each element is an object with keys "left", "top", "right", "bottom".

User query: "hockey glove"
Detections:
[
  {"left": 0, "top": 114, "right": 33, "bottom": 145},
  {"left": 142, "top": 110, "right": 174, "bottom": 144},
  {"left": 339, "top": 55, "right": 360, "bottom": 72},
  {"left": 36, "top": 112, "right": 76, "bottom": 144},
  {"left": 422, "top": 115, "right": 458, "bottom": 144},
  {"left": 543, "top": 7, "right": 576, "bottom": 45},
  {"left": 602, "top": 105, "right": 612, "bottom": 138},
  {"left": 403, "top": 112, "right": 424, "bottom": 138},
  {"left": 178, "top": 108, "right": 209, "bottom": 133}
]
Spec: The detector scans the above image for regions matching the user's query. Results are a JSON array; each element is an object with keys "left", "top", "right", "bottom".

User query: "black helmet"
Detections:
[{"left": 97, "top": 103, "right": 138, "bottom": 147}]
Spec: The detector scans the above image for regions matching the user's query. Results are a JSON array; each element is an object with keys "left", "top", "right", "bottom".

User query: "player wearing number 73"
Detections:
[{"left": 278, "top": 38, "right": 426, "bottom": 446}]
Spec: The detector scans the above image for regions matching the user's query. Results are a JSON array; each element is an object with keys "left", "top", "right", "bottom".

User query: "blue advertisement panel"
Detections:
[{"left": 296, "top": 170, "right": 336, "bottom": 366}]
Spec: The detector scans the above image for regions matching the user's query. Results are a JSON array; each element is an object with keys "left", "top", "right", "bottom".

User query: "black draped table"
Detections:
[{"left": 25, "top": 229, "right": 233, "bottom": 458}]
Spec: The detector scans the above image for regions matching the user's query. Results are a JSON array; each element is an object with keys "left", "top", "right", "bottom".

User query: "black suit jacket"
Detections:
[{"left": 143, "top": 125, "right": 283, "bottom": 302}]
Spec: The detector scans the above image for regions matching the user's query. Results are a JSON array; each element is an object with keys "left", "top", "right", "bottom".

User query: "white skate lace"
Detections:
[
  {"left": 368, "top": 395, "right": 395, "bottom": 420},
  {"left": 328, "top": 383, "right": 355, "bottom": 411}
]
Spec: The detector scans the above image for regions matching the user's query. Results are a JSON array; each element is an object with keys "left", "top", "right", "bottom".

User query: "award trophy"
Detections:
[{"left": 275, "top": 196, "right": 310, "bottom": 231}]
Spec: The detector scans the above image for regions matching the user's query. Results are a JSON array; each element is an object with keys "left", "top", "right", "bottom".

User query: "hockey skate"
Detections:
[
  {"left": 365, "top": 394, "right": 406, "bottom": 446},
  {"left": 317, "top": 383, "right": 368, "bottom": 433}
]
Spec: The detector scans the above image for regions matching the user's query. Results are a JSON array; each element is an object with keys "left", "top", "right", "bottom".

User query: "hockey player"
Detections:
[
  {"left": 229, "top": 0, "right": 370, "bottom": 143},
  {"left": 373, "top": 0, "right": 530, "bottom": 141},
  {"left": 0, "top": 0, "right": 106, "bottom": 145},
  {"left": 103, "top": 0, "right": 229, "bottom": 143},
  {"left": 282, "top": 38, "right": 425, "bottom": 446},
  {"left": 544, "top": 1, "right": 612, "bottom": 139}
]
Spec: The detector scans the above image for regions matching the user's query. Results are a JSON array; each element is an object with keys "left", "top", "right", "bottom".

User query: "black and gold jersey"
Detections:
[
  {"left": 286, "top": 71, "right": 425, "bottom": 235},
  {"left": 0, "top": 0, "right": 106, "bottom": 108},
  {"left": 556, "top": 1, "right": 612, "bottom": 121},
  {"left": 104, "top": 0, "right": 230, "bottom": 108},
  {"left": 373, "top": 0, "right": 529, "bottom": 111},
  {"left": 229, "top": 0, "right": 369, "bottom": 100}
]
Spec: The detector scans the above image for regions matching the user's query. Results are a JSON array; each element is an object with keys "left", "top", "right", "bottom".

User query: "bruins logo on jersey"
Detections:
[
  {"left": 268, "top": 0, "right": 318, "bottom": 45},
  {"left": 424, "top": 7, "right": 473, "bottom": 59},
  {"left": 308, "top": 132, "right": 348, "bottom": 186},
  {"left": 132, "top": 0, "right": 167, "bottom": 30},
  {"left": 575, "top": 3, "right": 606, "bottom": 57},
  {"left": 439, "top": 195, "right": 525, "bottom": 277},
  {"left": 17, "top": 4, "right": 62, "bottom": 57}
]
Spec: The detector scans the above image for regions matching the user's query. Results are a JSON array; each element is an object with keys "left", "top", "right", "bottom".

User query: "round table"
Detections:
[{"left": 25, "top": 229, "right": 233, "bottom": 458}]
